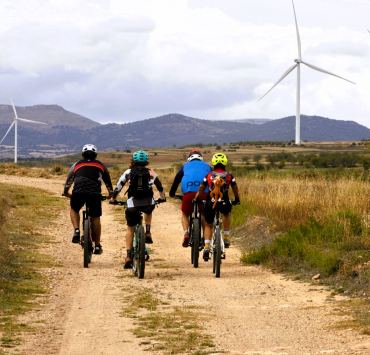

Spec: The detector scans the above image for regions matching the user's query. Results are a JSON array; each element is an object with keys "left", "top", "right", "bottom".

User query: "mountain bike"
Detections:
[
  {"left": 81, "top": 195, "right": 108, "bottom": 268},
  {"left": 210, "top": 201, "right": 226, "bottom": 278},
  {"left": 175, "top": 195, "right": 203, "bottom": 268},
  {"left": 63, "top": 194, "right": 107, "bottom": 268},
  {"left": 110, "top": 199, "right": 165, "bottom": 279}
]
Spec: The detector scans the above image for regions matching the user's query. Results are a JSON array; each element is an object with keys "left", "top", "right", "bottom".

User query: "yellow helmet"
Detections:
[{"left": 212, "top": 152, "right": 228, "bottom": 166}]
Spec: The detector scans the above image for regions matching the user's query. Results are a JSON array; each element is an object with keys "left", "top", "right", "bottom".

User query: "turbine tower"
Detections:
[
  {"left": 259, "top": 0, "right": 355, "bottom": 145},
  {"left": 0, "top": 100, "right": 47, "bottom": 163}
]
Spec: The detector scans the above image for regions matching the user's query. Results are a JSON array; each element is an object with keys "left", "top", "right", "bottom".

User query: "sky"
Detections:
[{"left": 1, "top": 0, "right": 370, "bottom": 128}]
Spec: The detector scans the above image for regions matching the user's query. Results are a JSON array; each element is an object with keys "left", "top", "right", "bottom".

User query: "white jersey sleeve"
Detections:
[{"left": 114, "top": 168, "right": 131, "bottom": 195}]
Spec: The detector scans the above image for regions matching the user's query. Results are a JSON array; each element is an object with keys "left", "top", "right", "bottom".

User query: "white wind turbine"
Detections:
[
  {"left": 259, "top": 0, "right": 355, "bottom": 145},
  {"left": 0, "top": 99, "right": 47, "bottom": 163}
]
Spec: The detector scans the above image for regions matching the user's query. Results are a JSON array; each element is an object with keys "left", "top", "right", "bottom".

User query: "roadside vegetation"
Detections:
[
  {"left": 0, "top": 183, "right": 62, "bottom": 351},
  {"left": 234, "top": 173, "right": 369, "bottom": 332}
]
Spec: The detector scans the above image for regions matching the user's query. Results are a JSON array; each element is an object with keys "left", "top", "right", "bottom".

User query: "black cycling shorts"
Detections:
[
  {"left": 204, "top": 200, "right": 232, "bottom": 224},
  {"left": 125, "top": 205, "right": 155, "bottom": 227},
  {"left": 71, "top": 193, "right": 102, "bottom": 218}
]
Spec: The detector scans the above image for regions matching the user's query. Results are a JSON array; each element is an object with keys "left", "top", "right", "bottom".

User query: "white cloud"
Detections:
[{"left": 0, "top": 0, "right": 369, "bottom": 128}]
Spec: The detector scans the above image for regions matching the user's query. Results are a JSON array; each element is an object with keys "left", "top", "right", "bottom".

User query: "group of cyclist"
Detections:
[{"left": 63, "top": 144, "right": 240, "bottom": 268}]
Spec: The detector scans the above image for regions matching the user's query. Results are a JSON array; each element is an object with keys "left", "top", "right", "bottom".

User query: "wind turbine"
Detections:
[
  {"left": 0, "top": 100, "right": 47, "bottom": 163},
  {"left": 259, "top": 0, "right": 355, "bottom": 145}
]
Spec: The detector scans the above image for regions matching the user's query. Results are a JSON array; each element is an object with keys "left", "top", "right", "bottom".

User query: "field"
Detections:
[{"left": 0, "top": 141, "right": 369, "bottom": 351}]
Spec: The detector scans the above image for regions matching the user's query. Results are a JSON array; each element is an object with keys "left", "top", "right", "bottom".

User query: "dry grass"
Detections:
[
  {"left": 0, "top": 163, "right": 67, "bottom": 179},
  {"left": 238, "top": 176, "right": 369, "bottom": 231},
  {"left": 121, "top": 287, "right": 215, "bottom": 354},
  {"left": 0, "top": 183, "right": 63, "bottom": 349}
]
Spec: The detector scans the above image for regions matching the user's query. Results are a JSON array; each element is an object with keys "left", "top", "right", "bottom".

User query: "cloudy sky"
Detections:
[{"left": 1, "top": 0, "right": 370, "bottom": 127}]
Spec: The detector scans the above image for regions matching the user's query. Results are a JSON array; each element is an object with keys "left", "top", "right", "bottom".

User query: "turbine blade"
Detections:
[
  {"left": 0, "top": 121, "right": 15, "bottom": 144},
  {"left": 258, "top": 64, "right": 298, "bottom": 101},
  {"left": 301, "top": 60, "right": 356, "bottom": 84},
  {"left": 292, "top": 0, "right": 302, "bottom": 59},
  {"left": 17, "top": 117, "right": 47, "bottom": 125},
  {"left": 10, "top": 98, "right": 18, "bottom": 119}
]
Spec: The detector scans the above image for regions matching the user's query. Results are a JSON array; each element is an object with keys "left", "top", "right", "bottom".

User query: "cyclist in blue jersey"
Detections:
[{"left": 169, "top": 148, "right": 211, "bottom": 247}]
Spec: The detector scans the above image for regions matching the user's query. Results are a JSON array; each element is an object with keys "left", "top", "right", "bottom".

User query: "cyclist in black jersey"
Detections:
[{"left": 63, "top": 144, "right": 113, "bottom": 254}]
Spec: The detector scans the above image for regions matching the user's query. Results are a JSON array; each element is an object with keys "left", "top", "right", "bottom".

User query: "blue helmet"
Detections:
[{"left": 132, "top": 150, "right": 148, "bottom": 163}]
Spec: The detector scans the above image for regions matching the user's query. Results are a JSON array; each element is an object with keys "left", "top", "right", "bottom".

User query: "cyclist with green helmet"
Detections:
[
  {"left": 112, "top": 150, "right": 166, "bottom": 269},
  {"left": 196, "top": 152, "right": 240, "bottom": 261}
]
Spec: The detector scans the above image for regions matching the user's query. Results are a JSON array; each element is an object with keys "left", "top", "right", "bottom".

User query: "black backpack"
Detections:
[{"left": 128, "top": 166, "right": 152, "bottom": 198}]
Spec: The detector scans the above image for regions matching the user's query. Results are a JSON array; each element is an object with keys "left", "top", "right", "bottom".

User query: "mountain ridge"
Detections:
[{"left": 0, "top": 107, "right": 369, "bottom": 157}]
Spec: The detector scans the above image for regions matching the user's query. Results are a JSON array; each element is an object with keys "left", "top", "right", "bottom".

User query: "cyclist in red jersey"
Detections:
[
  {"left": 196, "top": 152, "right": 240, "bottom": 261},
  {"left": 63, "top": 144, "right": 113, "bottom": 255}
]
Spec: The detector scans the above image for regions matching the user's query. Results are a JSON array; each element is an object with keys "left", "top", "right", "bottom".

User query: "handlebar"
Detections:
[
  {"left": 109, "top": 198, "right": 166, "bottom": 207},
  {"left": 62, "top": 193, "right": 109, "bottom": 201}
]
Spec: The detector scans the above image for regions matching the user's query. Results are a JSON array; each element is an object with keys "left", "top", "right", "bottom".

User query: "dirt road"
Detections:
[{"left": 1, "top": 174, "right": 369, "bottom": 355}]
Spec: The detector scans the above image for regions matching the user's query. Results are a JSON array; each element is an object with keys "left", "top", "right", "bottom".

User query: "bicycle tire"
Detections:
[
  {"left": 83, "top": 218, "right": 92, "bottom": 268},
  {"left": 191, "top": 218, "right": 201, "bottom": 268},
  {"left": 132, "top": 227, "right": 139, "bottom": 276},
  {"left": 189, "top": 216, "right": 194, "bottom": 265},
  {"left": 137, "top": 225, "right": 146, "bottom": 279},
  {"left": 214, "top": 227, "right": 222, "bottom": 278}
]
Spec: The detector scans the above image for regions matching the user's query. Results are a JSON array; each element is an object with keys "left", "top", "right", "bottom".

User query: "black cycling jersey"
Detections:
[{"left": 64, "top": 159, "right": 113, "bottom": 195}]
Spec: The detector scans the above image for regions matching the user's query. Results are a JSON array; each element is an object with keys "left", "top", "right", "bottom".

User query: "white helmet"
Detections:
[
  {"left": 187, "top": 153, "right": 203, "bottom": 162},
  {"left": 82, "top": 144, "right": 97, "bottom": 158}
]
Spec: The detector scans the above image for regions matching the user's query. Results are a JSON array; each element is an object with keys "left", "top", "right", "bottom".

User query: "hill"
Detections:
[
  {"left": 0, "top": 104, "right": 99, "bottom": 129},
  {"left": 0, "top": 108, "right": 369, "bottom": 157}
]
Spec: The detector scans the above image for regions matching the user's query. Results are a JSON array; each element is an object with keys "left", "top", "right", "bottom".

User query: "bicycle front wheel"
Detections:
[
  {"left": 83, "top": 218, "right": 93, "bottom": 268},
  {"left": 191, "top": 218, "right": 201, "bottom": 268},
  {"left": 213, "top": 227, "right": 221, "bottom": 278}
]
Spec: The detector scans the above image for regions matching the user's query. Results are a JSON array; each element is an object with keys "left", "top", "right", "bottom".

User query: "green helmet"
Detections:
[{"left": 132, "top": 150, "right": 149, "bottom": 163}]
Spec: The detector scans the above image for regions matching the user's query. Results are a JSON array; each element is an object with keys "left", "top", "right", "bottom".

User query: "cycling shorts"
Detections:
[
  {"left": 204, "top": 199, "right": 232, "bottom": 224},
  {"left": 181, "top": 192, "right": 207, "bottom": 216},
  {"left": 125, "top": 205, "right": 155, "bottom": 227},
  {"left": 71, "top": 193, "right": 102, "bottom": 218}
]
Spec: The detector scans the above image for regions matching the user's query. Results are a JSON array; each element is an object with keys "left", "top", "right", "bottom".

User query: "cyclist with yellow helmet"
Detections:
[{"left": 196, "top": 152, "right": 240, "bottom": 261}]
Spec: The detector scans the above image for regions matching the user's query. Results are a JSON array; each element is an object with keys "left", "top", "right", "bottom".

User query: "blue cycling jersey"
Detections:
[{"left": 181, "top": 160, "right": 211, "bottom": 193}]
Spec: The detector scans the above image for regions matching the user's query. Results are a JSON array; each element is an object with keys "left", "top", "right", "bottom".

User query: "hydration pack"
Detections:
[
  {"left": 210, "top": 172, "right": 228, "bottom": 193},
  {"left": 128, "top": 166, "right": 152, "bottom": 198}
]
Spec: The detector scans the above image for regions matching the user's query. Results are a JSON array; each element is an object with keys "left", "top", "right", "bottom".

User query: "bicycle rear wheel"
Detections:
[
  {"left": 134, "top": 225, "right": 146, "bottom": 279},
  {"left": 213, "top": 227, "right": 221, "bottom": 278},
  {"left": 191, "top": 218, "right": 201, "bottom": 268},
  {"left": 83, "top": 218, "right": 93, "bottom": 268}
]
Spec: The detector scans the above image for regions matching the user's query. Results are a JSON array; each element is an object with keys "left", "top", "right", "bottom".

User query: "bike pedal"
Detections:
[{"left": 221, "top": 253, "right": 226, "bottom": 260}]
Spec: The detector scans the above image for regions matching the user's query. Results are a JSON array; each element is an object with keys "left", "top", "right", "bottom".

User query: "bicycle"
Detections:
[
  {"left": 63, "top": 194, "right": 107, "bottom": 268},
  {"left": 110, "top": 199, "right": 165, "bottom": 279},
  {"left": 174, "top": 195, "right": 203, "bottom": 268},
  {"left": 207, "top": 199, "right": 239, "bottom": 278},
  {"left": 210, "top": 202, "right": 225, "bottom": 278}
]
